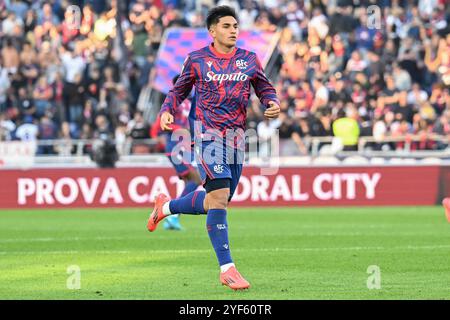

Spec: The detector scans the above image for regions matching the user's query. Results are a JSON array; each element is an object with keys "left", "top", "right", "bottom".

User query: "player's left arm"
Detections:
[{"left": 250, "top": 55, "right": 281, "bottom": 119}]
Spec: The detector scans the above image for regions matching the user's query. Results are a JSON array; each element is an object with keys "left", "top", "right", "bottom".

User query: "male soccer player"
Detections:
[
  {"left": 147, "top": 6, "right": 280, "bottom": 290},
  {"left": 151, "top": 74, "right": 202, "bottom": 230}
]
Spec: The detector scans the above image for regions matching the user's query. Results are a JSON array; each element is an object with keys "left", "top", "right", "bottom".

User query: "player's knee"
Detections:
[
  {"left": 204, "top": 178, "right": 231, "bottom": 210},
  {"left": 205, "top": 189, "right": 229, "bottom": 210}
]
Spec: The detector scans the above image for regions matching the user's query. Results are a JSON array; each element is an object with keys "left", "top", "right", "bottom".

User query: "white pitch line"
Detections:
[
  {"left": 0, "top": 235, "right": 205, "bottom": 243},
  {"left": 0, "top": 250, "right": 131, "bottom": 255},
  {"left": 1, "top": 245, "right": 450, "bottom": 256},
  {"left": 0, "top": 231, "right": 443, "bottom": 243}
]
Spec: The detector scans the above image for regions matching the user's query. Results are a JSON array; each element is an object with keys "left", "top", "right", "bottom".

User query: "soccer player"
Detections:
[
  {"left": 151, "top": 74, "right": 202, "bottom": 230},
  {"left": 147, "top": 6, "right": 280, "bottom": 290}
]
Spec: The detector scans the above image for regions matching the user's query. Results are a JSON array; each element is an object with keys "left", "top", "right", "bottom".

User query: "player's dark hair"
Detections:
[{"left": 206, "top": 6, "right": 239, "bottom": 30}]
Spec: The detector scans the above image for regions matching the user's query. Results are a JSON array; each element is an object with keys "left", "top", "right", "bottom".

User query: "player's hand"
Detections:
[
  {"left": 160, "top": 112, "right": 174, "bottom": 131},
  {"left": 264, "top": 101, "right": 280, "bottom": 119}
]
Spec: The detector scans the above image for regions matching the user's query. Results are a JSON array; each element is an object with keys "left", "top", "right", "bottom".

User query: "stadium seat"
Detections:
[
  {"left": 388, "top": 158, "right": 404, "bottom": 164},
  {"left": 341, "top": 156, "right": 369, "bottom": 165},
  {"left": 280, "top": 140, "right": 303, "bottom": 156},
  {"left": 312, "top": 156, "right": 340, "bottom": 166},
  {"left": 369, "top": 157, "right": 386, "bottom": 165},
  {"left": 279, "top": 156, "right": 312, "bottom": 166},
  {"left": 389, "top": 158, "right": 417, "bottom": 165},
  {"left": 318, "top": 144, "right": 334, "bottom": 155},
  {"left": 421, "top": 157, "right": 442, "bottom": 165},
  {"left": 248, "top": 157, "right": 264, "bottom": 166},
  {"left": 331, "top": 137, "right": 344, "bottom": 154},
  {"left": 402, "top": 158, "right": 418, "bottom": 165},
  {"left": 132, "top": 144, "right": 151, "bottom": 154}
]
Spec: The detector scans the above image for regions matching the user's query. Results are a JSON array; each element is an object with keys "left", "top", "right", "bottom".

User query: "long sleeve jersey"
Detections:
[{"left": 160, "top": 43, "right": 279, "bottom": 141}]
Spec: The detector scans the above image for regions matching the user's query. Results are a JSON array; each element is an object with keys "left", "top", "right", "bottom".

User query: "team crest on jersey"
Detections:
[
  {"left": 213, "top": 164, "right": 224, "bottom": 174},
  {"left": 235, "top": 59, "right": 248, "bottom": 70},
  {"left": 207, "top": 61, "right": 212, "bottom": 68}
]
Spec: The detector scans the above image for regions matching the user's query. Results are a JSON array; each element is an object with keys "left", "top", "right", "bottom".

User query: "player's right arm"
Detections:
[{"left": 159, "top": 56, "right": 196, "bottom": 131}]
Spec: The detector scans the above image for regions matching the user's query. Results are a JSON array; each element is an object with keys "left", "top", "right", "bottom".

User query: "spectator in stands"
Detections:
[
  {"left": 37, "top": 112, "right": 57, "bottom": 154},
  {"left": 33, "top": 75, "right": 53, "bottom": 118},
  {"left": 327, "top": 35, "right": 346, "bottom": 76},
  {"left": 23, "top": 9, "right": 37, "bottom": 34},
  {"left": 407, "top": 83, "right": 429, "bottom": 108},
  {"left": 393, "top": 89, "right": 414, "bottom": 124},
  {"left": 329, "top": 75, "right": 351, "bottom": 106},
  {"left": 392, "top": 63, "right": 412, "bottom": 92},
  {"left": 2, "top": 11, "right": 23, "bottom": 37},
  {"left": 0, "top": 0, "right": 447, "bottom": 158},
  {"left": 127, "top": 111, "right": 149, "bottom": 141},
  {"left": 0, "top": 112, "right": 16, "bottom": 141},
  {"left": 311, "top": 76, "right": 329, "bottom": 113},
  {"left": 0, "top": 59, "right": 11, "bottom": 112},
  {"left": 257, "top": 117, "right": 279, "bottom": 157},
  {"left": 433, "top": 109, "right": 450, "bottom": 149},
  {"left": 15, "top": 115, "right": 38, "bottom": 142},
  {"left": 55, "top": 121, "right": 74, "bottom": 156},
  {"left": 380, "top": 75, "right": 401, "bottom": 112},
  {"left": 61, "top": 45, "right": 86, "bottom": 85},
  {"left": 345, "top": 50, "right": 367, "bottom": 81},
  {"left": 332, "top": 108, "right": 360, "bottom": 151},
  {"left": 309, "top": 8, "right": 328, "bottom": 41},
  {"left": 63, "top": 72, "right": 85, "bottom": 125},
  {"left": 93, "top": 114, "right": 112, "bottom": 139},
  {"left": 16, "top": 87, "right": 34, "bottom": 118},
  {"left": 276, "top": 111, "right": 308, "bottom": 156},
  {"left": 310, "top": 108, "right": 333, "bottom": 138},
  {"left": 1, "top": 37, "right": 20, "bottom": 75},
  {"left": 19, "top": 47, "right": 39, "bottom": 85},
  {"left": 115, "top": 118, "right": 128, "bottom": 156},
  {"left": 37, "top": 2, "right": 60, "bottom": 26},
  {"left": 238, "top": 0, "right": 258, "bottom": 30}
]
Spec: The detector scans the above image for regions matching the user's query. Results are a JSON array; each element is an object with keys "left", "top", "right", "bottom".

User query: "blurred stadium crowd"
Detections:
[{"left": 0, "top": 0, "right": 449, "bottom": 156}]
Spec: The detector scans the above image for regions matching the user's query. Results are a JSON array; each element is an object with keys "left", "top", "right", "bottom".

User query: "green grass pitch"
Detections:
[{"left": 0, "top": 206, "right": 449, "bottom": 299}]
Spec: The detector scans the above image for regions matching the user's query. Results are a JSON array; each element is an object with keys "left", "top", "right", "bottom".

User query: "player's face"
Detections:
[{"left": 210, "top": 16, "right": 239, "bottom": 48}]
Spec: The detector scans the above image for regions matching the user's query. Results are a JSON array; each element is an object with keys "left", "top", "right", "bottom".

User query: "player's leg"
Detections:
[
  {"left": 204, "top": 179, "right": 233, "bottom": 268},
  {"left": 227, "top": 154, "right": 243, "bottom": 202},
  {"left": 218, "top": 153, "right": 249, "bottom": 290},
  {"left": 147, "top": 174, "right": 207, "bottom": 232},
  {"left": 164, "top": 170, "right": 202, "bottom": 230},
  {"left": 147, "top": 181, "right": 207, "bottom": 232},
  {"left": 163, "top": 166, "right": 207, "bottom": 216},
  {"left": 147, "top": 141, "right": 206, "bottom": 232},
  {"left": 203, "top": 178, "right": 250, "bottom": 290}
]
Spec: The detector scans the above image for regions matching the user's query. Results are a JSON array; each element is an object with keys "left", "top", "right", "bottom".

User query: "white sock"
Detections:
[
  {"left": 220, "top": 263, "right": 235, "bottom": 273},
  {"left": 162, "top": 201, "right": 172, "bottom": 216}
]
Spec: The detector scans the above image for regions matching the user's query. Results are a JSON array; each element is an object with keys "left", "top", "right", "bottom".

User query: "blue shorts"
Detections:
[
  {"left": 194, "top": 140, "right": 244, "bottom": 200},
  {"left": 165, "top": 136, "right": 195, "bottom": 178}
]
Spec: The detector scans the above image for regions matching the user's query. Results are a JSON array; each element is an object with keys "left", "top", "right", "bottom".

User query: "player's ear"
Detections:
[{"left": 209, "top": 24, "right": 216, "bottom": 38}]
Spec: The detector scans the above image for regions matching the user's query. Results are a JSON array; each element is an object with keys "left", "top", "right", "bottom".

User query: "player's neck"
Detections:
[{"left": 212, "top": 41, "right": 235, "bottom": 55}]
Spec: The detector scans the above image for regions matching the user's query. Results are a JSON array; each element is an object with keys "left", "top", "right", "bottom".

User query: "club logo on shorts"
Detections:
[
  {"left": 236, "top": 59, "right": 248, "bottom": 70},
  {"left": 213, "top": 164, "right": 224, "bottom": 174}
]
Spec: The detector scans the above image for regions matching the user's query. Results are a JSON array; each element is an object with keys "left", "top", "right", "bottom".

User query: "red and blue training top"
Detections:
[{"left": 160, "top": 43, "right": 279, "bottom": 140}]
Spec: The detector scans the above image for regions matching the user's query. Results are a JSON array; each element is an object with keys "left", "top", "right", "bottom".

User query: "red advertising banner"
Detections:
[{"left": 0, "top": 166, "right": 441, "bottom": 208}]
